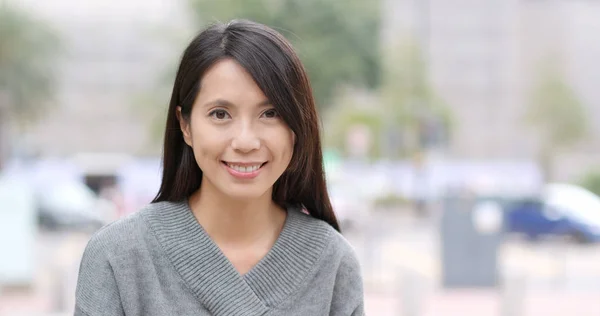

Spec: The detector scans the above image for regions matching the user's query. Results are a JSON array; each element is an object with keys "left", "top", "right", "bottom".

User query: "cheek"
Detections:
[
  {"left": 279, "top": 128, "right": 295, "bottom": 162},
  {"left": 189, "top": 124, "right": 224, "bottom": 161},
  {"left": 264, "top": 127, "right": 294, "bottom": 162}
]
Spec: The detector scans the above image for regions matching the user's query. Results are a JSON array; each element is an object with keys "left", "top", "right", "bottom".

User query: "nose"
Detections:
[{"left": 231, "top": 123, "right": 261, "bottom": 153}]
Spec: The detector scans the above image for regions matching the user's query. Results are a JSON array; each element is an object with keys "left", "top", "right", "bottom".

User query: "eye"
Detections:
[
  {"left": 208, "top": 109, "right": 231, "bottom": 120},
  {"left": 262, "top": 109, "right": 279, "bottom": 119}
]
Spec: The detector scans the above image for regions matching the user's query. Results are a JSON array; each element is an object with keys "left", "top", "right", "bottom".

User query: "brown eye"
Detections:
[
  {"left": 262, "top": 109, "right": 279, "bottom": 119},
  {"left": 209, "top": 109, "right": 231, "bottom": 120}
]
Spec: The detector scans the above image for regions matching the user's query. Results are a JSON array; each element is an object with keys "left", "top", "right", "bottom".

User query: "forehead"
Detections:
[{"left": 197, "top": 58, "right": 268, "bottom": 105}]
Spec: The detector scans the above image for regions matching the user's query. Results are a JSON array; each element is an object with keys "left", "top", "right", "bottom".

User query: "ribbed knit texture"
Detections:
[{"left": 74, "top": 201, "right": 365, "bottom": 316}]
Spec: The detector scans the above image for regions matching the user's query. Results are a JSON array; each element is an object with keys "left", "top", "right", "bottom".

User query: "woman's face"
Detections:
[{"left": 178, "top": 58, "right": 295, "bottom": 200}]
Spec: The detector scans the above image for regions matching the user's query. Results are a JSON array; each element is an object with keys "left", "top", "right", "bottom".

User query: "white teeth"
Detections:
[{"left": 227, "top": 164, "right": 261, "bottom": 173}]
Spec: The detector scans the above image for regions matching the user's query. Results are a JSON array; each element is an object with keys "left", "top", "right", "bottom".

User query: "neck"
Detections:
[{"left": 188, "top": 181, "right": 286, "bottom": 247}]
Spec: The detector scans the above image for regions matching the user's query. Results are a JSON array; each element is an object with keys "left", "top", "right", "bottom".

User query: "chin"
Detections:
[{"left": 221, "top": 186, "right": 271, "bottom": 201}]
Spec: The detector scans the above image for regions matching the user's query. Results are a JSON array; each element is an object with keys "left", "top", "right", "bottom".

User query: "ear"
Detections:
[{"left": 176, "top": 106, "right": 192, "bottom": 147}]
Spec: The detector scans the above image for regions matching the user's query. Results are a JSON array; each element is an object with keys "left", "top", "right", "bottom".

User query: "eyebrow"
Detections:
[{"left": 203, "top": 99, "right": 272, "bottom": 108}]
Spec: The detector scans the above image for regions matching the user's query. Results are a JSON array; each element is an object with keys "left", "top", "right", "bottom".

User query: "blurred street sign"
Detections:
[{"left": 440, "top": 195, "right": 504, "bottom": 288}]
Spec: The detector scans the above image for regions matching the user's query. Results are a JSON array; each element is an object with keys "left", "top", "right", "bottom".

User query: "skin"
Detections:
[{"left": 177, "top": 58, "right": 295, "bottom": 275}]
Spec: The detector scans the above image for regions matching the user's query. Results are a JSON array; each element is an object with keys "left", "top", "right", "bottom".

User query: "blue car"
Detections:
[{"left": 505, "top": 183, "right": 600, "bottom": 243}]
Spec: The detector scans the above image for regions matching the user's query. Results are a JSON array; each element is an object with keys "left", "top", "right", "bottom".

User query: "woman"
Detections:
[{"left": 75, "top": 20, "right": 364, "bottom": 316}]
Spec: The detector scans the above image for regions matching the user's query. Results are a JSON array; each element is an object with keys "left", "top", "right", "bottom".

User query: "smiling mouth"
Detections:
[{"left": 221, "top": 161, "right": 267, "bottom": 173}]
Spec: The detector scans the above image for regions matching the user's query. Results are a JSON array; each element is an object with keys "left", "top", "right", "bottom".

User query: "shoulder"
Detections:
[
  {"left": 327, "top": 228, "right": 362, "bottom": 276},
  {"left": 295, "top": 211, "right": 364, "bottom": 311},
  {"left": 313, "top": 217, "right": 362, "bottom": 281},
  {"left": 293, "top": 209, "right": 361, "bottom": 269},
  {"left": 82, "top": 202, "right": 167, "bottom": 259}
]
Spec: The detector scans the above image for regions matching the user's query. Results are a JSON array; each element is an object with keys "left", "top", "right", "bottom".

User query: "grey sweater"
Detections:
[{"left": 74, "top": 201, "right": 364, "bottom": 316}]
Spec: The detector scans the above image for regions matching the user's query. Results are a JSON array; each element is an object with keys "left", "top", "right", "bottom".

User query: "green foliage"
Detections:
[
  {"left": 579, "top": 169, "right": 600, "bottom": 197},
  {"left": 525, "top": 59, "right": 589, "bottom": 180},
  {"left": 526, "top": 62, "right": 588, "bottom": 150},
  {"left": 322, "top": 91, "right": 384, "bottom": 159},
  {"left": 323, "top": 39, "right": 453, "bottom": 160},
  {"left": 373, "top": 193, "right": 409, "bottom": 209},
  {"left": 380, "top": 41, "right": 452, "bottom": 130},
  {"left": 188, "top": 0, "right": 381, "bottom": 110},
  {"left": 0, "top": 3, "right": 61, "bottom": 123},
  {"left": 379, "top": 40, "right": 453, "bottom": 158}
]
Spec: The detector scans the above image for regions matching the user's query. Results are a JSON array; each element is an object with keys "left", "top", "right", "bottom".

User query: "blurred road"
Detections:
[
  {"left": 2, "top": 208, "right": 600, "bottom": 316},
  {"left": 347, "top": 207, "right": 600, "bottom": 315},
  {"left": 0, "top": 230, "right": 89, "bottom": 316}
]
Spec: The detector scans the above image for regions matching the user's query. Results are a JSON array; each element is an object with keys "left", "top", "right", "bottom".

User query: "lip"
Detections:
[{"left": 222, "top": 161, "right": 267, "bottom": 179}]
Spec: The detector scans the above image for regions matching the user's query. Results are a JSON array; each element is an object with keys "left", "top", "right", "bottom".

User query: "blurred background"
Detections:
[{"left": 2, "top": 0, "right": 600, "bottom": 315}]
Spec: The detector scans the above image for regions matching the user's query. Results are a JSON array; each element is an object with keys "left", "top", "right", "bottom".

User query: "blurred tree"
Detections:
[
  {"left": 323, "top": 87, "right": 384, "bottom": 159},
  {"left": 378, "top": 40, "right": 452, "bottom": 159},
  {"left": 0, "top": 4, "right": 61, "bottom": 168},
  {"left": 188, "top": 0, "right": 381, "bottom": 111},
  {"left": 526, "top": 61, "right": 589, "bottom": 181},
  {"left": 579, "top": 169, "right": 600, "bottom": 197},
  {"left": 323, "top": 40, "right": 452, "bottom": 160}
]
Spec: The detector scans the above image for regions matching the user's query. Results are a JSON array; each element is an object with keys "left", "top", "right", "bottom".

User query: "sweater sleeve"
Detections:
[
  {"left": 330, "top": 249, "right": 365, "bottom": 316},
  {"left": 74, "top": 233, "right": 125, "bottom": 316}
]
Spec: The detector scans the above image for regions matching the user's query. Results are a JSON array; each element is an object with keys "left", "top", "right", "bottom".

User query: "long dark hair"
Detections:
[{"left": 152, "top": 20, "right": 340, "bottom": 232}]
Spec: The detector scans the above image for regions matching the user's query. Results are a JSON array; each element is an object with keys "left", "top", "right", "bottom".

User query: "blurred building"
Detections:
[
  {"left": 7, "top": 0, "right": 600, "bottom": 182},
  {"left": 383, "top": 0, "right": 600, "bottom": 180},
  {"left": 9, "top": 0, "right": 190, "bottom": 158}
]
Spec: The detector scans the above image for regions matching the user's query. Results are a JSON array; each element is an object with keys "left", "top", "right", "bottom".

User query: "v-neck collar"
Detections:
[{"left": 143, "top": 201, "right": 332, "bottom": 316}]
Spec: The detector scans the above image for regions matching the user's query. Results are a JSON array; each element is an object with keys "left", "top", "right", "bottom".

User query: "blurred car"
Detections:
[
  {"left": 36, "top": 180, "right": 116, "bottom": 231},
  {"left": 505, "top": 183, "right": 600, "bottom": 243}
]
